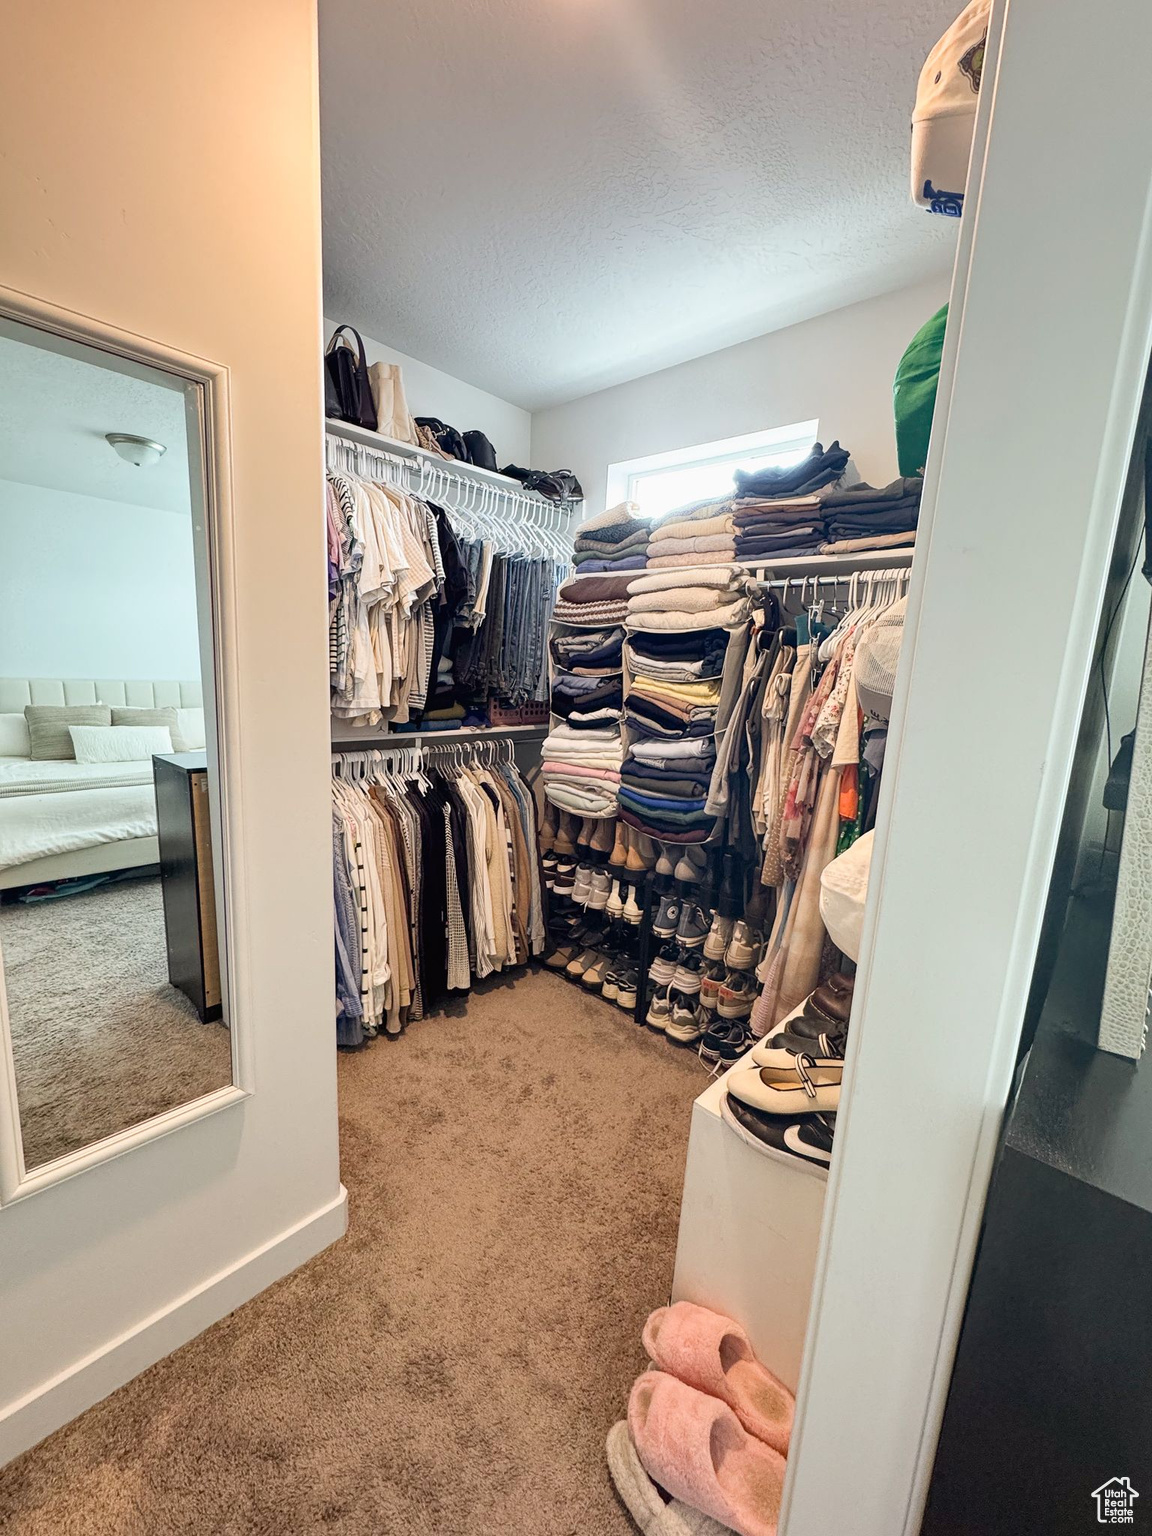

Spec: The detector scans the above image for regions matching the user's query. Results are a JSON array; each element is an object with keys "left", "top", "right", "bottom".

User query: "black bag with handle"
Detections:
[
  {"left": 463, "top": 430, "right": 498, "bottom": 471},
  {"left": 324, "top": 325, "right": 377, "bottom": 430},
  {"left": 415, "top": 417, "right": 468, "bottom": 461}
]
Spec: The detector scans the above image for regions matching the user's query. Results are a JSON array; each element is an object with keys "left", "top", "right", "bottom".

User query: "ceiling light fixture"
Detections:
[{"left": 105, "top": 432, "right": 167, "bottom": 468}]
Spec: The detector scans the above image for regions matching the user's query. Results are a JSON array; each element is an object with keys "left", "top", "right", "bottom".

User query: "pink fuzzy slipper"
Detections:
[
  {"left": 628, "top": 1371, "right": 785, "bottom": 1536},
  {"left": 642, "top": 1303, "right": 794, "bottom": 1455}
]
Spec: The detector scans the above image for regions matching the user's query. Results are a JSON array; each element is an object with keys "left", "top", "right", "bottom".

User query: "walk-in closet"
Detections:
[{"left": 3, "top": 1, "right": 1152, "bottom": 1534}]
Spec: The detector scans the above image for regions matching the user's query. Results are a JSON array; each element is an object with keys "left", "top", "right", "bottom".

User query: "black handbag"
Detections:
[
  {"left": 463, "top": 430, "right": 498, "bottom": 471},
  {"left": 415, "top": 417, "right": 468, "bottom": 461},
  {"left": 324, "top": 325, "right": 377, "bottom": 430}
]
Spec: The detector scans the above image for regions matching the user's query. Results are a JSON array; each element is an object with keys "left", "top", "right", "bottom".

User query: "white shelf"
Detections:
[
  {"left": 672, "top": 1056, "right": 829, "bottom": 1391},
  {"left": 331, "top": 722, "right": 547, "bottom": 750},
  {"left": 325, "top": 417, "right": 582, "bottom": 506},
  {"left": 567, "top": 548, "right": 913, "bottom": 582}
]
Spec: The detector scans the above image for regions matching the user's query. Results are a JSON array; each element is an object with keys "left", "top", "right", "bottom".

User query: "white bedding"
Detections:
[{"left": 0, "top": 757, "right": 157, "bottom": 872}]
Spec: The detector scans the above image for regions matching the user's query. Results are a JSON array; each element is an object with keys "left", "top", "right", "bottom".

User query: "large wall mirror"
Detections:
[{"left": 0, "top": 311, "right": 236, "bottom": 1185}]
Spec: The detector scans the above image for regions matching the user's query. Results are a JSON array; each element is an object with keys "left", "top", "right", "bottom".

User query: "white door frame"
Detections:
[{"left": 783, "top": 2, "right": 1152, "bottom": 1532}]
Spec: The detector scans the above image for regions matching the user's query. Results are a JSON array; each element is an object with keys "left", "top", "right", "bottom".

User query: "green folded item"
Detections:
[{"left": 894, "top": 303, "right": 948, "bottom": 477}]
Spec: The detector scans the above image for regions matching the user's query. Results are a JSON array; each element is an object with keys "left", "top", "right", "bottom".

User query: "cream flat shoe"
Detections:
[{"left": 726, "top": 1059, "right": 843, "bottom": 1116}]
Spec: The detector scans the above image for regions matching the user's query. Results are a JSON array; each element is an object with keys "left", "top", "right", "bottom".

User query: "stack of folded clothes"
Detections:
[
  {"left": 616, "top": 570, "right": 751, "bottom": 843},
  {"left": 819, "top": 476, "right": 922, "bottom": 553},
  {"left": 624, "top": 566, "right": 750, "bottom": 632},
  {"left": 572, "top": 501, "right": 650, "bottom": 573},
  {"left": 551, "top": 572, "right": 634, "bottom": 627},
  {"left": 645, "top": 507, "right": 735, "bottom": 568},
  {"left": 730, "top": 440, "right": 853, "bottom": 564},
  {"left": 541, "top": 723, "right": 622, "bottom": 818}
]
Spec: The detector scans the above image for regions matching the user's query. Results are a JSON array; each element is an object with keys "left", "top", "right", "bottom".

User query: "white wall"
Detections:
[
  {"left": 0, "top": 480, "right": 201, "bottom": 680},
  {"left": 323, "top": 319, "right": 532, "bottom": 467},
  {"left": 532, "top": 277, "right": 951, "bottom": 514},
  {"left": 0, "top": 0, "right": 342, "bottom": 1461}
]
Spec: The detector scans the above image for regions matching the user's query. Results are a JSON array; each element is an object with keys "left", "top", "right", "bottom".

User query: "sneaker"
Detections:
[
  {"left": 571, "top": 864, "right": 593, "bottom": 905},
  {"left": 699, "top": 1018, "right": 755, "bottom": 1065},
  {"left": 703, "top": 914, "right": 734, "bottom": 962},
  {"left": 652, "top": 895, "right": 682, "bottom": 937},
  {"left": 724, "top": 921, "right": 762, "bottom": 972},
  {"left": 615, "top": 969, "right": 639, "bottom": 1011},
  {"left": 586, "top": 870, "right": 612, "bottom": 911},
  {"left": 648, "top": 943, "right": 679, "bottom": 986},
  {"left": 671, "top": 951, "right": 704, "bottom": 995},
  {"left": 674, "top": 851, "right": 705, "bottom": 884},
  {"left": 622, "top": 884, "right": 643, "bottom": 924},
  {"left": 675, "top": 901, "right": 711, "bottom": 949},
  {"left": 606, "top": 878, "right": 624, "bottom": 920},
  {"left": 645, "top": 984, "right": 672, "bottom": 1032},
  {"left": 601, "top": 963, "right": 623, "bottom": 1002},
  {"left": 666, "top": 996, "right": 709, "bottom": 1044},
  {"left": 655, "top": 847, "right": 676, "bottom": 878},
  {"left": 719, "top": 1097, "right": 836, "bottom": 1171},
  {"left": 699, "top": 962, "right": 726, "bottom": 1010},
  {"left": 717, "top": 971, "right": 756, "bottom": 1018}
]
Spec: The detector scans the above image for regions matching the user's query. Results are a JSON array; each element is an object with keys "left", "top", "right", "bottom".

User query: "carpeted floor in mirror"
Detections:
[{"left": 0, "top": 969, "right": 706, "bottom": 1534}]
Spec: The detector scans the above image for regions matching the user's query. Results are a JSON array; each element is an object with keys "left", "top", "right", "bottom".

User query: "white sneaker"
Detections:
[
  {"left": 586, "top": 870, "right": 612, "bottom": 911},
  {"left": 606, "top": 878, "right": 624, "bottom": 920},
  {"left": 724, "top": 921, "right": 762, "bottom": 972},
  {"left": 703, "top": 914, "right": 735, "bottom": 962},
  {"left": 622, "top": 884, "right": 643, "bottom": 924}
]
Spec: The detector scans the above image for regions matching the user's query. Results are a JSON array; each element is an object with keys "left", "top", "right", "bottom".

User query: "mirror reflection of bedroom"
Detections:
[{"left": 0, "top": 318, "right": 232, "bottom": 1173}]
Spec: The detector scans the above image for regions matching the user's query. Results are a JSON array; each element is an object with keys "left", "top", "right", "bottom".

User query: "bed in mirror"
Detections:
[{"left": 0, "top": 314, "right": 233, "bottom": 1174}]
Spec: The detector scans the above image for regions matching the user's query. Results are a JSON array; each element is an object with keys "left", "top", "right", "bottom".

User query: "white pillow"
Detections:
[
  {"left": 68, "top": 725, "right": 173, "bottom": 764},
  {"left": 0, "top": 712, "right": 31, "bottom": 757},
  {"left": 171, "top": 707, "right": 206, "bottom": 752}
]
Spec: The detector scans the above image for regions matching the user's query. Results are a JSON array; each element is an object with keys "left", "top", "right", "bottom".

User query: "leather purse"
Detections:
[
  {"left": 463, "top": 430, "right": 498, "bottom": 471},
  {"left": 324, "top": 325, "right": 377, "bottom": 430}
]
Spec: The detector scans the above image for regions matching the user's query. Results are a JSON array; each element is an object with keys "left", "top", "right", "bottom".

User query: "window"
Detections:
[{"left": 606, "top": 420, "right": 818, "bottom": 522}]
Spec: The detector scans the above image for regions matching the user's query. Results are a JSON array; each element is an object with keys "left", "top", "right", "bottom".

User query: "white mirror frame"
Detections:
[{"left": 0, "top": 282, "right": 254, "bottom": 1205}]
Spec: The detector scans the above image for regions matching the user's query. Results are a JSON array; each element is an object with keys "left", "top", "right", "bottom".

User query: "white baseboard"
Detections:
[{"left": 0, "top": 1185, "right": 348, "bottom": 1465}]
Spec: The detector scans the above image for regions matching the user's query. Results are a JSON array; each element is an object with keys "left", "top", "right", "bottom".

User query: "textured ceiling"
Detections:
[
  {"left": 319, "top": 0, "right": 960, "bottom": 410},
  {"left": 0, "top": 325, "right": 192, "bottom": 512}
]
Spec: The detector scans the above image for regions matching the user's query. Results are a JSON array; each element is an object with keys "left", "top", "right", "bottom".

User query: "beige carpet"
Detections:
[
  {"left": 0, "top": 970, "right": 707, "bottom": 1534},
  {"left": 1, "top": 876, "right": 232, "bottom": 1170}
]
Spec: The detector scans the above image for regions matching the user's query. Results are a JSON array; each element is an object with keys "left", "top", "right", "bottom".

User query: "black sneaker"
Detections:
[
  {"left": 720, "top": 1097, "right": 836, "bottom": 1172},
  {"left": 699, "top": 1018, "right": 755, "bottom": 1065}
]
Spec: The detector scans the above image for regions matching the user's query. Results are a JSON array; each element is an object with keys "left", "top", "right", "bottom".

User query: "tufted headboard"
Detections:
[{"left": 0, "top": 678, "right": 204, "bottom": 712}]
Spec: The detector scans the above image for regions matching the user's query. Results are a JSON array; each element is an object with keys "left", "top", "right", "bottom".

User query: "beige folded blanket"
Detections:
[
  {"left": 655, "top": 513, "right": 734, "bottom": 541},
  {"left": 647, "top": 533, "right": 736, "bottom": 558},
  {"left": 628, "top": 586, "right": 734, "bottom": 614},
  {"left": 647, "top": 551, "right": 741, "bottom": 570},
  {"left": 627, "top": 566, "right": 741, "bottom": 595}
]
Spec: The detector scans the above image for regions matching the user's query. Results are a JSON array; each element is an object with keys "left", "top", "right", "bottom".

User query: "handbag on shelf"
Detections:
[
  {"left": 463, "top": 430, "right": 498, "bottom": 471},
  {"left": 415, "top": 417, "right": 468, "bottom": 461},
  {"left": 324, "top": 325, "right": 377, "bottom": 430}
]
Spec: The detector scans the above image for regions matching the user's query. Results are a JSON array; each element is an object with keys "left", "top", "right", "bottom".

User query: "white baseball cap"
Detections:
[{"left": 911, "top": 0, "right": 990, "bottom": 217}]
